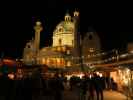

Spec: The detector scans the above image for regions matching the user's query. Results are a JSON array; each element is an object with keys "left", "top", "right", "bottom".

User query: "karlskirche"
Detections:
[{"left": 23, "top": 10, "right": 101, "bottom": 70}]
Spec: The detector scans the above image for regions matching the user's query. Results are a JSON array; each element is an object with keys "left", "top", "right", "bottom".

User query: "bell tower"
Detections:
[
  {"left": 73, "top": 10, "right": 80, "bottom": 49},
  {"left": 73, "top": 10, "right": 82, "bottom": 69}
]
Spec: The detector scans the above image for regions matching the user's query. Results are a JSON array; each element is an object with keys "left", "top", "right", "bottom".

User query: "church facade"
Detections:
[{"left": 23, "top": 10, "right": 101, "bottom": 70}]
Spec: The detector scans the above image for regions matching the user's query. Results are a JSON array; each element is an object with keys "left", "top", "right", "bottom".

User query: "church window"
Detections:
[
  {"left": 47, "top": 59, "right": 50, "bottom": 64},
  {"left": 65, "top": 17, "right": 69, "bottom": 21},
  {"left": 89, "top": 35, "right": 93, "bottom": 40},
  {"left": 67, "top": 61, "right": 71, "bottom": 67},
  {"left": 72, "top": 40, "right": 74, "bottom": 46},
  {"left": 42, "top": 58, "right": 46, "bottom": 64},
  {"left": 66, "top": 17, "right": 68, "bottom": 21},
  {"left": 67, "top": 50, "right": 70, "bottom": 54},
  {"left": 27, "top": 45, "right": 30, "bottom": 48},
  {"left": 59, "top": 38, "right": 62, "bottom": 45},
  {"left": 28, "top": 45, "right": 30, "bottom": 48},
  {"left": 57, "top": 58, "right": 61, "bottom": 65},
  {"left": 59, "top": 28, "right": 63, "bottom": 32},
  {"left": 62, "top": 46, "right": 66, "bottom": 52}
]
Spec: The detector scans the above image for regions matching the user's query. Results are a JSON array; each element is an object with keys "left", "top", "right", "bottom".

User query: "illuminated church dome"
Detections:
[
  {"left": 54, "top": 21, "right": 74, "bottom": 34},
  {"left": 53, "top": 12, "right": 75, "bottom": 47}
]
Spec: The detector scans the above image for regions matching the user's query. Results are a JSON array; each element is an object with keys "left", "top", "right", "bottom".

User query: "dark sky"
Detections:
[{"left": 0, "top": 1, "right": 133, "bottom": 58}]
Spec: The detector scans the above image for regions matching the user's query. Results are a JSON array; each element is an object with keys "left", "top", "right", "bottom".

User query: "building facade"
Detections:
[{"left": 23, "top": 10, "right": 101, "bottom": 70}]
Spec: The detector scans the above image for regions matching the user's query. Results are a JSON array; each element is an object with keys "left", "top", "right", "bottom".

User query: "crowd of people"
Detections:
[
  {"left": 0, "top": 69, "right": 117, "bottom": 100},
  {"left": 70, "top": 73, "right": 105, "bottom": 100}
]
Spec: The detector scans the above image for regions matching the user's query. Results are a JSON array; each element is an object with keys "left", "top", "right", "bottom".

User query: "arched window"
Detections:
[
  {"left": 59, "top": 27, "right": 63, "bottom": 32},
  {"left": 27, "top": 45, "right": 30, "bottom": 48},
  {"left": 67, "top": 61, "right": 71, "bottom": 67},
  {"left": 89, "top": 35, "right": 93, "bottom": 40}
]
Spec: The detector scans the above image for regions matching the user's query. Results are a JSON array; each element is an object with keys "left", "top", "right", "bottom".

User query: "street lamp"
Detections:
[{"left": 115, "top": 49, "right": 119, "bottom": 62}]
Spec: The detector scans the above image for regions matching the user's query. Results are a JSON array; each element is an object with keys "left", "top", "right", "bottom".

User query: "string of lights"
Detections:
[
  {"left": 65, "top": 50, "right": 133, "bottom": 66},
  {"left": 64, "top": 49, "right": 115, "bottom": 60}
]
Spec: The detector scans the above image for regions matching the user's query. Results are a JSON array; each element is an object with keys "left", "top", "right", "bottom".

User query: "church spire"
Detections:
[{"left": 73, "top": 9, "right": 79, "bottom": 17}]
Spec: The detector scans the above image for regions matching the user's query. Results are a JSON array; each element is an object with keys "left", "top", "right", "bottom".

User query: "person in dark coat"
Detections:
[
  {"left": 0, "top": 73, "right": 10, "bottom": 100},
  {"left": 93, "top": 73, "right": 103, "bottom": 100},
  {"left": 79, "top": 76, "right": 88, "bottom": 100},
  {"left": 52, "top": 73, "right": 64, "bottom": 100},
  {"left": 23, "top": 77, "right": 32, "bottom": 100},
  {"left": 87, "top": 77, "right": 95, "bottom": 100}
]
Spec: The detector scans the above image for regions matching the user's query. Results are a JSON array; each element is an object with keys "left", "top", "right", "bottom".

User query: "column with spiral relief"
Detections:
[{"left": 34, "top": 21, "right": 43, "bottom": 64}]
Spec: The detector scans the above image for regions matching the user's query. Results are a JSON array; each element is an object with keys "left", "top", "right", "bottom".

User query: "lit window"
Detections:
[
  {"left": 62, "top": 46, "right": 66, "bottom": 52},
  {"left": 42, "top": 58, "right": 46, "bottom": 64},
  {"left": 47, "top": 59, "right": 50, "bottom": 64},
  {"left": 89, "top": 48, "right": 95, "bottom": 52},
  {"left": 67, "top": 50, "right": 70, "bottom": 54},
  {"left": 57, "top": 58, "right": 61, "bottom": 66},
  {"left": 67, "top": 61, "right": 71, "bottom": 67}
]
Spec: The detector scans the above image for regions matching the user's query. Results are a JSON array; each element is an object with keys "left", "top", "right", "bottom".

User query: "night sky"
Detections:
[{"left": 0, "top": 1, "right": 133, "bottom": 58}]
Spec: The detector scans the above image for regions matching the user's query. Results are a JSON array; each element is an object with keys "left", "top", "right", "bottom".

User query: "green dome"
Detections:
[{"left": 53, "top": 21, "right": 74, "bottom": 35}]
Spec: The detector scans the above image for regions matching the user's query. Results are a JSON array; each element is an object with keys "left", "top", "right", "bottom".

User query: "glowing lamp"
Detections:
[
  {"left": 36, "top": 21, "right": 41, "bottom": 26},
  {"left": 8, "top": 73, "right": 15, "bottom": 80}
]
